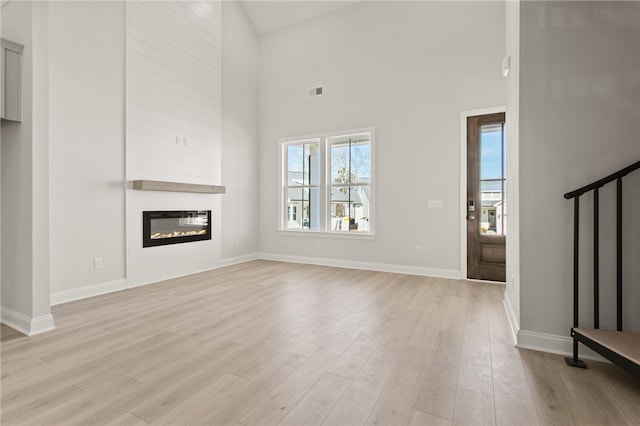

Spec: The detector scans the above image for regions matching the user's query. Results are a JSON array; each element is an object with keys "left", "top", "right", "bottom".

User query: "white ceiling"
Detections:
[{"left": 240, "top": 1, "right": 358, "bottom": 35}]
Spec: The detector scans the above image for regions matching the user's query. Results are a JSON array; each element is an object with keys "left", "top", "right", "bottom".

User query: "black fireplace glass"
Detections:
[{"left": 143, "top": 210, "right": 211, "bottom": 247}]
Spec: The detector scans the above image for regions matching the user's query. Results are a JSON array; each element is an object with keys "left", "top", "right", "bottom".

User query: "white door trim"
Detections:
[{"left": 459, "top": 106, "right": 506, "bottom": 280}]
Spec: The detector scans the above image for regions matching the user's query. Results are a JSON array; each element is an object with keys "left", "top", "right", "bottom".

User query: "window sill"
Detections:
[{"left": 278, "top": 230, "right": 376, "bottom": 240}]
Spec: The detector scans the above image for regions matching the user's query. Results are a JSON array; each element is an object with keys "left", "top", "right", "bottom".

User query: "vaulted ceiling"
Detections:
[{"left": 240, "top": 1, "right": 357, "bottom": 35}]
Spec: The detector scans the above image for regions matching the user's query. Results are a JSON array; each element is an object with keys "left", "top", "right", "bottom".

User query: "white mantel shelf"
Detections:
[{"left": 132, "top": 180, "right": 226, "bottom": 194}]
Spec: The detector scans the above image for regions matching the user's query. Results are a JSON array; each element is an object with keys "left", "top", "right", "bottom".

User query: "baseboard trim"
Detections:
[
  {"left": 51, "top": 278, "right": 127, "bottom": 306},
  {"left": 30, "top": 314, "right": 56, "bottom": 335},
  {"left": 221, "top": 253, "right": 259, "bottom": 267},
  {"left": 1, "top": 307, "right": 55, "bottom": 336},
  {"left": 49, "top": 253, "right": 458, "bottom": 307},
  {"left": 258, "top": 252, "right": 461, "bottom": 280},
  {"left": 517, "top": 329, "right": 609, "bottom": 363},
  {"left": 503, "top": 293, "right": 519, "bottom": 345},
  {"left": 128, "top": 265, "right": 226, "bottom": 290},
  {"left": 127, "top": 253, "right": 261, "bottom": 289},
  {"left": 1, "top": 307, "right": 31, "bottom": 335},
  {"left": 51, "top": 255, "right": 263, "bottom": 305}
]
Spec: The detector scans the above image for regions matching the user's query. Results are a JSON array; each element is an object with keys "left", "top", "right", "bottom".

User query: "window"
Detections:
[
  {"left": 284, "top": 140, "right": 320, "bottom": 230},
  {"left": 281, "top": 129, "right": 374, "bottom": 235},
  {"left": 479, "top": 122, "right": 506, "bottom": 235}
]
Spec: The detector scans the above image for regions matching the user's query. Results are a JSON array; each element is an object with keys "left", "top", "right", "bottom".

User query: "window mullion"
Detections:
[
  {"left": 321, "top": 137, "right": 328, "bottom": 232},
  {"left": 283, "top": 146, "right": 287, "bottom": 229},
  {"left": 348, "top": 138, "right": 352, "bottom": 221}
]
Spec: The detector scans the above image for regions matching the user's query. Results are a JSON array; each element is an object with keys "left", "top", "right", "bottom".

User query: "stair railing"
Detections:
[{"left": 563, "top": 160, "right": 640, "bottom": 369}]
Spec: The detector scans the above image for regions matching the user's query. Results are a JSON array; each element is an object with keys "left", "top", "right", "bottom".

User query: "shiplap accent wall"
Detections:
[{"left": 126, "top": 0, "right": 222, "bottom": 287}]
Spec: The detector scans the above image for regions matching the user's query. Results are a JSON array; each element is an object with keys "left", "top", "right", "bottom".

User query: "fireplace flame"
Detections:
[{"left": 151, "top": 229, "right": 207, "bottom": 239}]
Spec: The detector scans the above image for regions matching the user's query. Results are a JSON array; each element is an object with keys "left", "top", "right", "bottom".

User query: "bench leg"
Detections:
[{"left": 565, "top": 337, "right": 587, "bottom": 369}]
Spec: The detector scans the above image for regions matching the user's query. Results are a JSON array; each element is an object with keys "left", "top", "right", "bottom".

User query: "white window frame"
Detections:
[{"left": 279, "top": 127, "right": 375, "bottom": 238}]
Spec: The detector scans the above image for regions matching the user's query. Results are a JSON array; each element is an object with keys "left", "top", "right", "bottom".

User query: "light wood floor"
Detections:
[{"left": 2, "top": 260, "right": 639, "bottom": 426}]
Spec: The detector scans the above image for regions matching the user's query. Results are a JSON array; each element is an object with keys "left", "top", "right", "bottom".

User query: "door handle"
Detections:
[{"left": 467, "top": 215, "right": 475, "bottom": 220}]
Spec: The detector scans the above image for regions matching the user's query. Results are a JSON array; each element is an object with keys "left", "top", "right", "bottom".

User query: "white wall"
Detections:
[
  {"left": 258, "top": 1, "right": 506, "bottom": 275},
  {"left": 504, "top": 0, "right": 521, "bottom": 337},
  {"left": 126, "top": 0, "right": 223, "bottom": 287},
  {"left": 49, "top": 1, "right": 126, "bottom": 297},
  {"left": 1, "top": 0, "right": 53, "bottom": 334},
  {"left": 519, "top": 1, "right": 640, "bottom": 348},
  {"left": 221, "top": 1, "right": 260, "bottom": 261}
]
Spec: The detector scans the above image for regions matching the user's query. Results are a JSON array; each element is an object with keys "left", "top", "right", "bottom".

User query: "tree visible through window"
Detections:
[{"left": 329, "top": 135, "right": 371, "bottom": 232}]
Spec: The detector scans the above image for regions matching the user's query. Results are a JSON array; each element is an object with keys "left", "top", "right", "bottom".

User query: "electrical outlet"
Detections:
[
  {"left": 93, "top": 257, "right": 103, "bottom": 269},
  {"left": 415, "top": 246, "right": 422, "bottom": 255},
  {"left": 235, "top": 239, "right": 240, "bottom": 246}
]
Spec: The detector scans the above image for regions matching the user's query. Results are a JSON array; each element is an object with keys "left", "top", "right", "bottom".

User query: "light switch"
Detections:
[{"left": 427, "top": 200, "right": 443, "bottom": 208}]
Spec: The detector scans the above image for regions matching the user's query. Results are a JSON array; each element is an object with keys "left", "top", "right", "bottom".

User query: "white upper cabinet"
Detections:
[{"left": 1, "top": 38, "right": 23, "bottom": 122}]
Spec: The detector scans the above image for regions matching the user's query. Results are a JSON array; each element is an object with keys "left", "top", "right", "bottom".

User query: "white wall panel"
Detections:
[
  {"left": 131, "top": 2, "right": 220, "bottom": 56},
  {"left": 126, "top": 0, "right": 222, "bottom": 287}
]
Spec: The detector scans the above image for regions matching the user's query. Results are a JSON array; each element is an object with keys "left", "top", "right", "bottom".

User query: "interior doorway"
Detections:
[{"left": 466, "top": 112, "right": 506, "bottom": 282}]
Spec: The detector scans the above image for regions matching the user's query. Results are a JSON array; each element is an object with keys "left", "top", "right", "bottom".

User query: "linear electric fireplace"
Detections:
[{"left": 143, "top": 210, "right": 211, "bottom": 247}]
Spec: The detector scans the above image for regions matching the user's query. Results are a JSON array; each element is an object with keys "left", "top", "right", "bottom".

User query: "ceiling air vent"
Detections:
[{"left": 308, "top": 86, "right": 324, "bottom": 97}]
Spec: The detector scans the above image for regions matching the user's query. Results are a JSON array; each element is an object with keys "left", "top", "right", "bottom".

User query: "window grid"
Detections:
[{"left": 280, "top": 130, "right": 374, "bottom": 235}]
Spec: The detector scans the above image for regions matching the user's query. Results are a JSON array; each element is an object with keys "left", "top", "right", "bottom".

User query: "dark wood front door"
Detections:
[{"left": 467, "top": 113, "right": 506, "bottom": 282}]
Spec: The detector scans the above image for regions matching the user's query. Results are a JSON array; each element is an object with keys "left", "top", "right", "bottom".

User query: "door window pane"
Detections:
[{"left": 480, "top": 123, "right": 506, "bottom": 235}]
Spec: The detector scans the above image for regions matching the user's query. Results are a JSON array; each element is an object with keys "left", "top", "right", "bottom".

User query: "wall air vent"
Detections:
[{"left": 308, "top": 86, "right": 324, "bottom": 97}]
